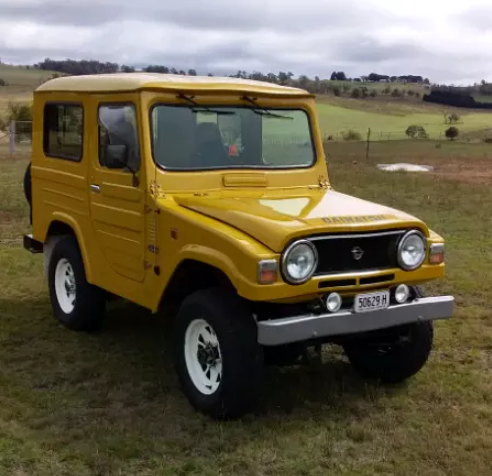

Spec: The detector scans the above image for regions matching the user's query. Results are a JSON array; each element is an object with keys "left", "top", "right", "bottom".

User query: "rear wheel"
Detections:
[
  {"left": 48, "top": 236, "right": 106, "bottom": 332},
  {"left": 174, "top": 288, "right": 264, "bottom": 419},
  {"left": 23, "top": 162, "right": 32, "bottom": 223}
]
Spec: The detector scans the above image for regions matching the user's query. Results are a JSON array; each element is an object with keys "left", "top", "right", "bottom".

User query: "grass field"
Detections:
[
  {"left": 1, "top": 141, "right": 492, "bottom": 475},
  {"left": 317, "top": 98, "right": 492, "bottom": 140},
  {"left": 0, "top": 64, "right": 57, "bottom": 114}
]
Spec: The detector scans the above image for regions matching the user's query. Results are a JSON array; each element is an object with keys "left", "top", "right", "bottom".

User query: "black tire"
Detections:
[
  {"left": 23, "top": 163, "right": 32, "bottom": 224},
  {"left": 48, "top": 235, "right": 106, "bottom": 332},
  {"left": 343, "top": 320, "right": 434, "bottom": 384},
  {"left": 174, "top": 287, "right": 264, "bottom": 419},
  {"left": 23, "top": 162, "right": 32, "bottom": 205}
]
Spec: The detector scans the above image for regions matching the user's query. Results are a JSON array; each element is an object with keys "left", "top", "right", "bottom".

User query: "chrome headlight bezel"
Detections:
[
  {"left": 397, "top": 230, "right": 427, "bottom": 271},
  {"left": 281, "top": 239, "right": 318, "bottom": 285}
]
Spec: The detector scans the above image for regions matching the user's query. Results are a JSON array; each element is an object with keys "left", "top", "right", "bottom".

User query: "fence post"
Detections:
[
  {"left": 366, "top": 127, "right": 371, "bottom": 160},
  {"left": 9, "top": 120, "right": 15, "bottom": 156}
]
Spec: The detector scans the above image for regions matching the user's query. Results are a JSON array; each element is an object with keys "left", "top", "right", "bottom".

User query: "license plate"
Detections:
[{"left": 354, "top": 291, "right": 390, "bottom": 313}]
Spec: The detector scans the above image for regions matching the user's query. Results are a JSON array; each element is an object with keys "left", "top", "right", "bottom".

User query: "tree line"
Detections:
[{"left": 31, "top": 58, "right": 430, "bottom": 93}]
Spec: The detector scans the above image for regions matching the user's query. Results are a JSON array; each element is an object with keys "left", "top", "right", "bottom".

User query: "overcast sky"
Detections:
[{"left": 0, "top": 0, "right": 491, "bottom": 84}]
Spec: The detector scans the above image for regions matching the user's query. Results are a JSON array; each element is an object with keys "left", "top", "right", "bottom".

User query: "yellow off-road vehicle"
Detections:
[{"left": 23, "top": 73, "right": 454, "bottom": 419}]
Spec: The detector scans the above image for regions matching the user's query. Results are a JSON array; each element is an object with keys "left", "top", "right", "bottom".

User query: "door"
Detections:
[{"left": 89, "top": 101, "right": 146, "bottom": 282}]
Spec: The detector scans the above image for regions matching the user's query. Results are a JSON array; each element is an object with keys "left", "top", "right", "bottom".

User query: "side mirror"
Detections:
[
  {"left": 105, "top": 144, "right": 128, "bottom": 169},
  {"left": 103, "top": 143, "right": 139, "bottom": 187}
]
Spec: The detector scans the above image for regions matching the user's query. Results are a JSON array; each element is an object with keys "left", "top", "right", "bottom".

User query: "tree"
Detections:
[
  {"left": 342, "top": 130, "right": 362, "bottom": 141},
  {"left": 448, "top": 113, "right": 460, "bottom": 124},
  {"left": 351, "top": 88, "right": 361, "bottom": 98},
  {"left": 277, "top": 72, "right": 289, "bottom": 85},
  {"left": 188, "top": 69, "right": 197, "bottom": 76},
  {"left": 298, "top": 75, "right": 309, "bottom": 88},
  {"left": 406, "top": 125, "right": 428, "bottom": 139},
  {"left": 144, "top": 65, "right": 169, "bottom": 73},
  {"left": 445, "top": 126, "right": 459, "bottom": 140},
  {"left": 121, "top": 65, "right": 135, "bottom": 73}
]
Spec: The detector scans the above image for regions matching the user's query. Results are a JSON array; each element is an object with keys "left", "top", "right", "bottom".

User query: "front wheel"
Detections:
[
  {"left": 174, "top": 288, "right": 264, "bottom": 419},
  {"left": 343, "top": 320, "right": 434, "bottom": 384}
]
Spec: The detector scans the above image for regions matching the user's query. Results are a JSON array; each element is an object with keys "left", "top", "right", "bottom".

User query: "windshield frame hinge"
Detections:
[{"left": 318, "top": 175, "right": 330, "bottom": 189}]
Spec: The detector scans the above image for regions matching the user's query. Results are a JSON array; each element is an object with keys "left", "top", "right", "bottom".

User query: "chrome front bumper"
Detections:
[{"left": 257, "top": 295, "right": 455, "bottom": 346}]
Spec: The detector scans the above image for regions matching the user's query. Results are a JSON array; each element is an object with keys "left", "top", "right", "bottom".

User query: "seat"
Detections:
[{"left": 191, "top": 122, "right": 230, "bottom": 168}]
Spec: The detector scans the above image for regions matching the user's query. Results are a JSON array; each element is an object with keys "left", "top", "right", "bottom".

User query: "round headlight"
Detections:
[
  {"left": 282, "top": 240, "right": 318, "bottom": 284},
  {"left": 398, "top": 231, "right": 426, "bottom": 270}
]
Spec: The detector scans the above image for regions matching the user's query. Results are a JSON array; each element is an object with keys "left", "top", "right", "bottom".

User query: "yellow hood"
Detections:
[{"left": 174, "top": 189, "right": 428, "bottom": 252}]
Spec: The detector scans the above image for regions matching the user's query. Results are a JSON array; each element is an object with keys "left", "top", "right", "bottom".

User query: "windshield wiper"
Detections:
[
  {"left": 240, "top": 96, "right": 293, "bottom": 119},
  {"left": 176, "top": 93, "right": 235, "bottom": 115}
]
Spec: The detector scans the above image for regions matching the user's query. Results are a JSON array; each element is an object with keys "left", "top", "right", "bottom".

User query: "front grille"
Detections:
[{"left": 311, "top": 230, "right": 406, "bottom": 276}]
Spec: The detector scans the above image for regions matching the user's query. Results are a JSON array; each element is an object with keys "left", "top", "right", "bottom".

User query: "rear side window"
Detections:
[{"left": 43, "top": 103, "right": 83, "bottom": 161}]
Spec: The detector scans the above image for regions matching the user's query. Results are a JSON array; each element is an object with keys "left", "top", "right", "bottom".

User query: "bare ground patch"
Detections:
[{"left": 417, "top": 157, "right": 492, "bottom": 185}]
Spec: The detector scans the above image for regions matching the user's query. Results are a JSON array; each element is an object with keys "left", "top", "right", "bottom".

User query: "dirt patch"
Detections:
[{"left": 410, "top": 157, "right": 492, "bottom": 185}]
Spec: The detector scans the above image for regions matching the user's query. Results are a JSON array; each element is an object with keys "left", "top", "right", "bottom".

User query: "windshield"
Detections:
[{"left": 150, "top": 105, "right": 315, "bottom": 170}]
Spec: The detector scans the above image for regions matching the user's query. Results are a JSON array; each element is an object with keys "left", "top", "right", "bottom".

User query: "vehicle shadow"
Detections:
[{"left": 0, "top": 295, "right": 409, "bottom": 467}]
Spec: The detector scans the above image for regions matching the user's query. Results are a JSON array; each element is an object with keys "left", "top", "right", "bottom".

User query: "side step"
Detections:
[{"left": 23, "top": 234, "right": 44, "bottom": 254}]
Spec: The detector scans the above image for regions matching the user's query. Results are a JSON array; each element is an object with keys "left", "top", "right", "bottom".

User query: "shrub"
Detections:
[
  {"left": 6, "top": 101, "right": 32, "bottom": 122},
  {"left": 0, "top": 78, "right": 6, "bottom": 87},
  {"left": 332, "top": 86, "right": 341, "bottom": 97},
  {"left": 406, "top": 125, "right": 428, "bottom": 139},
  {"left": 370, "top": 89, "right": 377, "bottom": 97},
  {"left": 0, "top": 116, "right": 7, "bottom": 132},
  {"left": 391, "top": 88, "right": 402, "bottom": 97},
  {"left": 342, "top": 84, "right": 351, "bottom": 93},
  {"left": 448, "top": 113, "right": 460, "bottom": 124},
  {"left": 351, "top": 88, "right": 361, "bottom": 99},
  {"left": 342, "top": 130, "right": 362, "bottom": 141},
  {"left": 482, "top": 138, "right": 492, "bottom": 144},
  {"left": 445, "top": 126, "right": 459, "bottom": 141},
  {"left": 407, "top": 90, "right": 415, "bottom": 97},
  {"left": 382, "top": 85, "right": 391, "bottom": 95},
  {"left": 415, "top": 92, "right": 421, "bottom": 99}
]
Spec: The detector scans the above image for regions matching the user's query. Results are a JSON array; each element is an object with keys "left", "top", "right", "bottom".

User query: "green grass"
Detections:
[
  {"left": 0, "top": 64, "right": 58, "bottom": 88},
  {"left": 0, "top": 64, "right": 59, "bottom": 114},
  {"left": 316, "top": 100, "right": 492, "bottom": 140},
  {"left": 1, "top": 141, "right": 492, "bottom": 474}
]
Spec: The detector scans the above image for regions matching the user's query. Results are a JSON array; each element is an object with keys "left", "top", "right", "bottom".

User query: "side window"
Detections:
[
  {"left": 43, "top": 103, "right": 83, "bottom": 161},
  {"left": 98, "top": 104, "right": 140, "bottom": 172}
]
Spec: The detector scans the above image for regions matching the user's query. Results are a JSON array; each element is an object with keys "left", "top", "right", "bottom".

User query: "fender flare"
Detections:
[{"left": 44, "top": 213, "right": 94, "bottom": 282}]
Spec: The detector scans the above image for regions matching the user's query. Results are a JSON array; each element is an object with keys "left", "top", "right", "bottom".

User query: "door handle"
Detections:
[{"left": 90, "top": 184, "right": 100, "bottom": 193}]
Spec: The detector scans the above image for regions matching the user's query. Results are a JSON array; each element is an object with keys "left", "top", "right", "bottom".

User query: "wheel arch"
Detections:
[
  {"left": 158, "top": 259, "right": 237, "bottom": 315},
  {"left": 43, "top": 214, "right": 93, "bottom": 282}
]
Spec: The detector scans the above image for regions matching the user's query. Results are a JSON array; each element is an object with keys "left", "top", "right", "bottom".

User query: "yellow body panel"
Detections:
[{"left": 30, "top": 74, "right": 446, "bottom": 313}]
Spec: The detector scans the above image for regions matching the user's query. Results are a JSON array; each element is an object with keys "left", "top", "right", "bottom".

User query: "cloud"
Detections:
[{"left": 0, "top": 0, "right": 491, "bottom": 83}]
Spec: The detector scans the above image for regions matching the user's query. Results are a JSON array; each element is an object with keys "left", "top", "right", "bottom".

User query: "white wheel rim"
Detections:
[
  {"left": 54, "top": 258, "right": 76, "bottom": 314},
  {"left": 184, "top": 319, "right": 222, "bottom": 395}
]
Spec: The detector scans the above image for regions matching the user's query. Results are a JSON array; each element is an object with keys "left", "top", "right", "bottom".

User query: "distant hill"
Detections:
[{"left": 0, "top": 64, "right": 61, "bottom": 89}]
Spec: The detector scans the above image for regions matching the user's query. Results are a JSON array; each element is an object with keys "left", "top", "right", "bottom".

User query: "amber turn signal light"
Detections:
[
  {"left": 429, "top": 243, "right": 445, "bottom": 264},
  {"left": 257, "top": 260, "right": 278, "bottom": 284}
]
